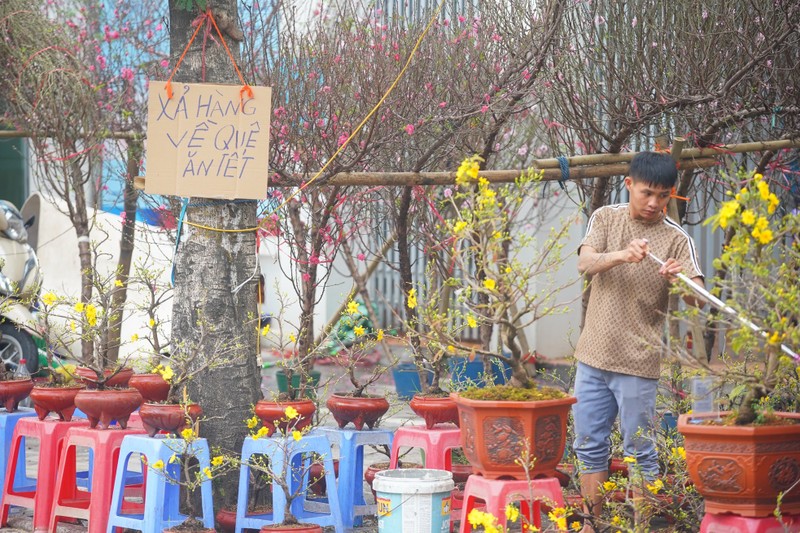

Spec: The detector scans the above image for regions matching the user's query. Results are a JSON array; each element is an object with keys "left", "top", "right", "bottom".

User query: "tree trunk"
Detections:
[{"left": 168, "top": 1, "right": 261, "bottom": 507}]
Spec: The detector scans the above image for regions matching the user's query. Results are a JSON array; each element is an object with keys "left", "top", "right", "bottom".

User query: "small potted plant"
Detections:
[
  {"left": 324, "top": 300, "right": 392, "bottom": 430},
  {"left": 676, "top": 169, "right": 800, "bottom": 517},
  {"left": 422, "top": 156, "right": 581, "bottom": 480},
  {"left": 146, "top": 419, "right": 235, "bottom": 532},
  {"left": 239, "top": 407, "right": 330, "bottom": 532}
]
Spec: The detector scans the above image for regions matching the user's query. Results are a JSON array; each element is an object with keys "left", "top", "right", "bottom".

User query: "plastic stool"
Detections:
[
  {"left": 107, "top": 434, "right": 214, "bottom": 532},
  {"left": 0, "top": 408, "right": 37, "bottom": 493},
  {"left": 0, "top": 417, "right": 90, "bottom": 531},
  {"left": 235, "top": 433, "right": 344, "bottom": 533},
  {"left": 49, "top": 425, "right": 146, "bottom": 533},
  {"left": 458, "top": 475, "right": 564, "bottom": 533},
  {"left": 315, "top": 426, "right": 393, "bottom": 528},
  {"left": 390, "top": 425, "right": 462, "bottom": 470},
  {"left": 701, "top": 513, "right": 800, "bottom": 532}
]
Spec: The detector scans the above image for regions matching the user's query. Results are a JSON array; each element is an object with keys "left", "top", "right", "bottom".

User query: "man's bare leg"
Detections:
[{"left": 579, "top": 470, "right": 607, "bottom": 533}]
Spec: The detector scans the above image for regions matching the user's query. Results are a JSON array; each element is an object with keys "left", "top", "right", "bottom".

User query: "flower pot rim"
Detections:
[
  {"left": 330, "top": 392, "right": 387, "bottom": 400},
  {"left": 32, "top": 383, "right": 86, "bottom": 390},
  {"left": 450, "top": 391, "right": 576, "bottom": 407},
  {"left": 678, "top": 411, "right": 800, "bottom": 436},
  {"left": 256, "top": 398, "right": 316, "bottom": 406}
]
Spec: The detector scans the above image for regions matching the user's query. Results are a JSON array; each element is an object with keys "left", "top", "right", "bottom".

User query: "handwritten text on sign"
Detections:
[{"left": 145, "top": 81, "right": 272, "bottom": 199}]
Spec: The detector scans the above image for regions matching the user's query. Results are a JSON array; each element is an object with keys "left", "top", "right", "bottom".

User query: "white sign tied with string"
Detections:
[{"left": 145, "top": 81, "right": 272, "bottom": 200}]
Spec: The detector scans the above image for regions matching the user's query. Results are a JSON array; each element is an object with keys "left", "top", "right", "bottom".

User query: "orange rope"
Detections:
[
  {"left": 206, "top": 9, "right": 253, "bottom": 109},
  {"left": 164, "top": 9, "right": 252, "bottom": 107}
]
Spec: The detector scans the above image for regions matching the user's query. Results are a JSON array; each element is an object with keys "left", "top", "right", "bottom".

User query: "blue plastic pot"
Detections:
[
  {"left": 447, "top": 356, "right": 512, "bottom": 389},
  {"left": 392, "top": 362, "right": 431, "bottom": 400}
]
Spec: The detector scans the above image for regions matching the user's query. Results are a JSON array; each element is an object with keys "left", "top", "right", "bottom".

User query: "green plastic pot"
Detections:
[{"left": 275, "top": 369, "right": 321, "bottom": 399}]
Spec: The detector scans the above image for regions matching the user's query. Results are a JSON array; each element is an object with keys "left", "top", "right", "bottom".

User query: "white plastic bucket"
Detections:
[{"left": 373, "top": 468, "right": 454, "bottom": 533}]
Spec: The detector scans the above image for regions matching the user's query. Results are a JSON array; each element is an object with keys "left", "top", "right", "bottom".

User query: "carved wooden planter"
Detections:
[
  {"left": 678, "top": 412, "right": 800, "bottom": 517},
  {"left": 450, "top": 393, "right": 575, "bottom": 480}
]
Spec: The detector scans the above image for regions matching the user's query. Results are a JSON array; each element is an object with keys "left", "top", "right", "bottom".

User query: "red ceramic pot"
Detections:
[
  {"left": 74, "top": 366, "right": 134, "bottom": 389},
  {"left": 73, "top": 387, "right": 143, "bottom": 429},
  {"left": 450, "top": 462, "right": 473, "bottom": 484},
  {"left": 29, "top": 384, "right": 85, "bottom": 421},
  {"left": 0, "top": 378, "right": 34, "bottom": 412},
  {"left": 139, "top": 402, "right": 203, "bottom": 437},
  {"left": 326, "top": 393, "right": 389, "bottom": 430},
  {"left": 215, "top": 508, "right": 237, "bottom": 533},
  {"left": 308, "top": 458, "right": 339, "bottom": 496},
  {"left": 451, "top": 392, "right": 576, "bottom": 480},
  {"left": 679, "top": 411, "right": 800, "bottom": 517},
  {"left": 254, "top": 399, "right": 316, "bottom": 437},
  {"left": 128, "top": 373, "right": 170, "bottom": 403},
  {"left": 409, "top": 394, "right": 459, "bottom": 429}
]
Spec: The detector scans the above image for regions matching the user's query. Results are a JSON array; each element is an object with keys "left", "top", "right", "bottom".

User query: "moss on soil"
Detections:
[{"left": 459, "top": 384, "right": 567, "bottom": 401}]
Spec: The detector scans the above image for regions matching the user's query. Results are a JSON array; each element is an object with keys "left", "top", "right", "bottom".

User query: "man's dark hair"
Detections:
[{"left": 629, "top": 151, "right": 678, "bottom": 188}]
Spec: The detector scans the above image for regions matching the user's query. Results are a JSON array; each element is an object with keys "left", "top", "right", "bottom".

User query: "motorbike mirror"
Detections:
[{"left": 24, "top": 215, "right": 35, "bottom": 229}]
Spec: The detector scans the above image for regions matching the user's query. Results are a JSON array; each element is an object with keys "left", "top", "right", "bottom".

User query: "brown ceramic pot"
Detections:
[
  {"left": 364, "top": 462, "right": 423, "bottom": 499},
  {"left": 451, "top": 392, "right": 576, "bottom": 480},
  {"left": 326, "top": 393, "right": 389, "bottom": 430},
  {"left": 129, "top": 373, "right": 170, "bottom": 403},
  {"left": 29, "top": 384, "right": 85, "bottom": 421},
  {"left": 139, "top": 402, "right": 203, "bottom": 437},
  {"left": 0, "top": 378, "right": 34, "bottom": 412},
  {"left": 73, "top": 387, "right": 143, "bottom": 429},
  {"left": 409, "top": 394, "right": 460, "bottom": 429},
  {"left": 260, "top": 524, "right": 322, "bottom": 532},
  {"left": 254, "top": 399, "right": 316, "bottom": 437},
  {"left": 74, "top": 366, "right": 134, "bottom": 389},
  {"left": 450, "top": 462, "right": 473, "bottom": 484},
  {"left": 678, "top": 411, "right": 800, "bottom": 517}
]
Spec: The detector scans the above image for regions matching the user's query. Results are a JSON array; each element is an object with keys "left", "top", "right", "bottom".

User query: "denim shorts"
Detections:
[{"left": 572, "top": 362, "right": 659, "bottom": 478}]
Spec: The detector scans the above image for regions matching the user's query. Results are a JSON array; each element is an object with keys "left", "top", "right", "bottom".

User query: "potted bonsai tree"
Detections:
[
  {"left": 676, "top": 169, "right": 800, "bottom": 518},
  {"left": 421, "top": 155, "right": 582, "bottom": 480}
]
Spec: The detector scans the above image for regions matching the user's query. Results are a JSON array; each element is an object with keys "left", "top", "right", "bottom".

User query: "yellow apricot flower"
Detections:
[
  {"left": 151, "top": 459, "right": 165, "bottom": 470},
  {"left": 483, "top": 278, "right": 496, "bottom": 290},
  {"left": 407, "top": 288, "right": 417, "bottom": 309},
  {"left": 757, "top": 179, "right": 770, "bottom": 201},
  {"left": 611, "top": 515, "right": 622, "bottom": 525},
  {"left": 211, "top": 455, "right": 224, "bottom": 467},
  {"left": 130, "top": 333, "right": 139, "bottom": 342},
  {"left": 181, "top": 427, "right": 196, "bottom": 442},
  {"left": 547, "top": 507, "right": 568, "bottom": 531},
  {"left": 456, "top": 155, "right": 482, "bottom": 186},
  {"left": 603, "top": 480, "right": 617, "bottom": 491},
  {"left": 115, "top": 279, "right": 123, "bottom": 287},
  {"left": 647, "top": 478, "right": 664, "bottom": 494},
  {"left": 740, "top": 209, "right": 756, "bottom": 226},
  {"left": 254, "top": 426, "right": 269, "bottom": 439},
  {"left": 453, "top": 220, "right": 468, "bottom": 234},
  {"left": 246, "top": 415, "right": 260, "bottom": 429},
  {"left": 292, "top": 430, "right": 303, "bottom": 442},
  {"left": 42, "top": 292, "right": 57, "bottom": 306},
  {"left": 571, "top": 522, "right": 582, "bottom": 531},
  {"left": 284, "top": 406, "right": 299, "bottom": 419},
  {"left": 623, "top": 456, "right": 637, "bottom": 464},
  {"left": 718, "top": 200, "right": 740, "bottom": 229},
  {"left": 376, "top": 329, "right": 384, "bottom": 341},
  {"left": 346, "top": 300, "right": 359, "bottom": 315},
  {"left": 354, "top": 325, "right": 365, "bottom": 336},
  {"left": 84, "top": 304, "right": 98, "bottom": 326},
  {"left": 505, "top": 504, "right": 519, "bottom": 522},
  {"left": 74, "top": 302, "right": 85, "bottom": 312},
  {"left": 289, "top": 333, "right": 297, "bottom": 343},
  {"left": 466, "top": 315, "right": 477, "bottom": 328},
  {"left": 203, "top": 467, "right": 213, "bottom": 479},
  {"left": 261, "top": 324, "right": 271, "bottom": 336}
]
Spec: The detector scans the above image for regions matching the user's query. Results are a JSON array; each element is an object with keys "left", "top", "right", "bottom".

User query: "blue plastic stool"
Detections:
[
  {"left": 235, "top": 433, "right": 344, "bottom": 533},
  {"left": 315, "top": 426, "right": 393, "bottom": 528},
  {"left": 0, "top": 408, "right": 37, "bottom": 492},
  {"left": 107, "top": 435, "right": 214, "bottom": 533}
]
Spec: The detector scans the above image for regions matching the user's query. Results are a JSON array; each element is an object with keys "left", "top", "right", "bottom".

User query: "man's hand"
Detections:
[
  {"left": 657, "top": 258, "right": 683, "bottom": 281},
  {"left": 623, "top": 239, "right": 649, "bottom": 263}
]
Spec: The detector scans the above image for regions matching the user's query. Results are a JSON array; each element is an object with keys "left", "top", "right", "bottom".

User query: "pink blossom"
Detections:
[
  {"left": 337, "top": 133, "right": 349, "bottom": 146},
  {"left": 438, "top": 101, "right": 447, "bottom": 108},
  {"left": 458, "top": 15, "right": 466, "bottom": 23},
  {"left": 393, "top": 53, "right": 400, "bottom": 61},
  {"left": 156, "top": 23, "right": 163, "bottom": 30},
  {"left": 357, "top": 253, "right": 365, "bottom": 261},
  {"left": 96, "top": 55, "right": 107, "bottom": 69},
  {"left": 302, "top": 273, "right": 311, "bottom": 282},
  {"left": 120, "top": 67, "right": 134, "bottom": 82},
  {"left": 292, "top": 151, "right": 301, "bottom": 162},
  {"left": 522, "top": 69, "right": 531, "bottom": 81},
  {"left": 491, "top": 33, "right": 501, "bottom": 42},
  {"left": 518, "top": 145, "right": 528, "bottom": 157},
  {"left": 404, "top": 124, "right": 415, "bottom": 135},
  {"left": 321, "top": 85, "right": 332, "bottom": 94},
  {"left": 160, "top": 59, "right": 169, "bottom": 68},
  {"left": 480, "top": 105, "right": 489, "bottom": 113},
  {"left": 443, "top": 188, "right": 452, "bottom": 198}
]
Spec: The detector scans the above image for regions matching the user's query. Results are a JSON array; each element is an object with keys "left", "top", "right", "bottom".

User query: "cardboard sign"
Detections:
[{"left": 145, "top": 81, "right": 271, "bottom": 199}]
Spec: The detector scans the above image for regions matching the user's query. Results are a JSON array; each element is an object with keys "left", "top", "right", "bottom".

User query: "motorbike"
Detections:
[{"left": 0, "top": 200, "right": 42, "bottom": 374}]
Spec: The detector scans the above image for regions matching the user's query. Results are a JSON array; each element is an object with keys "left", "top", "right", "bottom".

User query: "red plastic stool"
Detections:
[
  {"left": 389, "top": 425, "right": 462, "bottom": 470},
  {"left": 458, "top": 475, "right": 564, "bottom": 533},
  {"left": 701, "top": 513, "right": 800, "bottom": 532},
  {"left": 0, "top": 417, "right": 89, "bottom": 531},
  {"left": 49, "top": 425, "right": 146, "bottom": 533}
]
